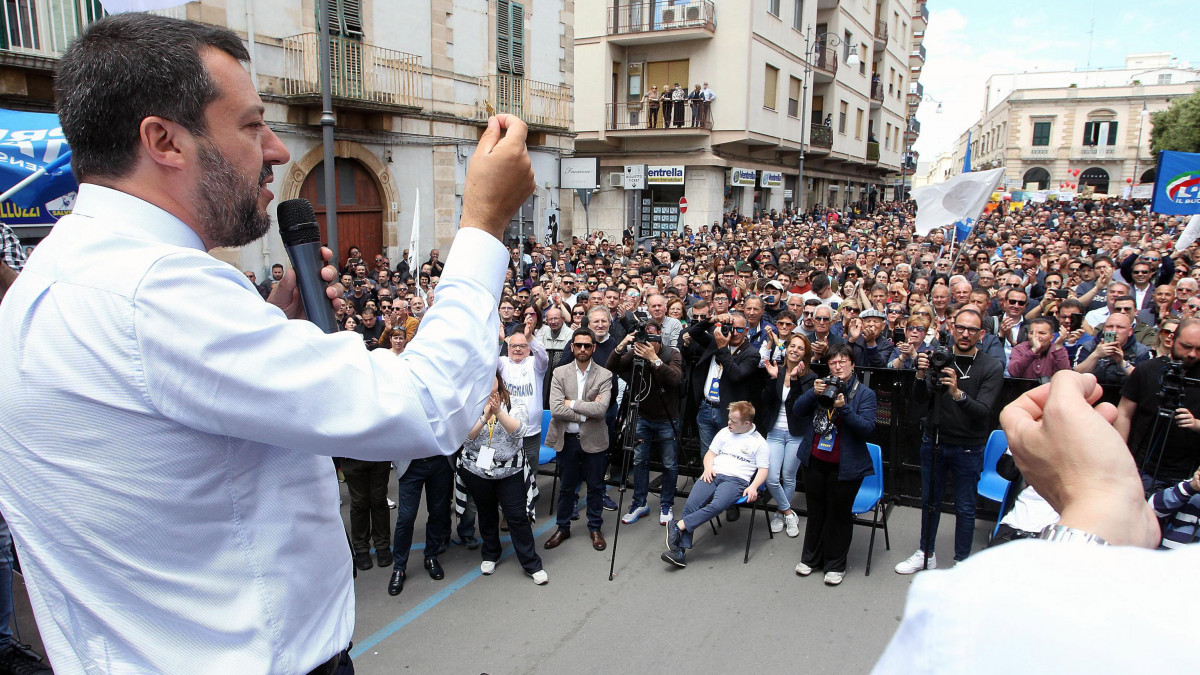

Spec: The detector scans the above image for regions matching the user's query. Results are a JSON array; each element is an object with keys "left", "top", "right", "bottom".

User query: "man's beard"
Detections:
[{"left": 195, "top": 140, "right": 273, "bottom": 248}]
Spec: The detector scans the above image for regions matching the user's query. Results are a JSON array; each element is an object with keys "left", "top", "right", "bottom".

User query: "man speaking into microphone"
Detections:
[{"left": 0, "top": 13, "right": 533, "bottom": 675}]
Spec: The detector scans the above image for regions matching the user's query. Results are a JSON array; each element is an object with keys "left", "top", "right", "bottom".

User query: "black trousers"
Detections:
[
  {"left": 341, "top": 459, "right": 391, "bottom": 554},
  {"left": 460, "top": 468, "right": 543, "bottom": 573},
  {"left": 801, "top": 456, "right": 863, "bottom": 573},
  {"left": 648, "top": 106, "right": 659, "bottom": 128},
  {"left": 555, "top": 434, "right": 607, "bottom": 532},
  {"left": 663, "top": 101, "right": 673, "bottom": 126},
  {"left": 673, "top": 100, "right": 685, "bottom": 126},
  {"left": 392, "top": 456, "right": 452, "bottom": 572}
]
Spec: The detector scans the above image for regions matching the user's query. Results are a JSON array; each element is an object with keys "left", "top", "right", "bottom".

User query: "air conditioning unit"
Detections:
[{"left": 608, "top": 172, "right": 623, "bottom": 188}]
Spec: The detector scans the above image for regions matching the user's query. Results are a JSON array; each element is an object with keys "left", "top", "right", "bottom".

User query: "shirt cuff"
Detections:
[{"left": 440, "top": 227, "right": 509, "bottom": 302}]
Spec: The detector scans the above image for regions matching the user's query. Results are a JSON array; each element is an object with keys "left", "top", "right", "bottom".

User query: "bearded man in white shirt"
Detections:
[{"left": 0, "top": 14, "right": 535, "bottom": 675}]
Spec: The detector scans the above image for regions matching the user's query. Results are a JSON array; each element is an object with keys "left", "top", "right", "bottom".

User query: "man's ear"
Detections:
[{"left": 139, "top": 116, "right": 191, "bottom": 171}]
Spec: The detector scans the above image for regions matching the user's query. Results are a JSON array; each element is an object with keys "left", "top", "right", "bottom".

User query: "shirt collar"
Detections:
[{"left": 70, "top": 183, "right": 205, "bottom": 251}]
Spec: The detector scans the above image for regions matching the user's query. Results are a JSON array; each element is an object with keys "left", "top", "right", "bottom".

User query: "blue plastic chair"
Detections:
[
  {"left": 732, "top": 483, "right": 774, "bottom": 563},
  {"left": 977, "top": 430, "right": 1011, "bottom": 504},
  {"left": 851, "top": 443, "right": 890, "bottom": 576},
  {"left": 537, "top": 409, "right": 559, "bottom": 514}
]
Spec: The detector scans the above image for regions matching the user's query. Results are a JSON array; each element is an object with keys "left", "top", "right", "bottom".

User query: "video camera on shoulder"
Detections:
[{"left": 1158, "top": 360, "right": 1200, "bottom": 410}]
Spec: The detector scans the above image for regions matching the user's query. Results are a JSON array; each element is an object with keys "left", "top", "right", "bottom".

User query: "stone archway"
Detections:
[{"left": 281, "top": 141, "right": 400, "bottom": 253}]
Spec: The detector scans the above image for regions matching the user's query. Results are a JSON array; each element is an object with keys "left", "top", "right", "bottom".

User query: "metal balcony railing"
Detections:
[
  {"left": 875, "top": 20, "right": 888, "bottom": 43},
  {"left": 810, "top": 123, "right": 833, "bottom": 149},
  {"left": 871, "top": 81, "right": 885, "bottom": 103},
  {"left": 908, "top": 118, "right": 921, "bottom": 134},
  {"left": 605, "top": 100, "right": 712, "bottom": 131},
  {"left": 1071, "top": 145, "right": 1124, "bottom": 160},
  {"left": 867, "top": 141, "right": 880, "bottom": 162},
  {"left": 911, "top": 44, "right": 926, "bottom": 61},
  {"left": 283, "top": 33, "right": 423, "bottom": 108},
  {"left": 478, "top": 74, "right": 572, "bottom": 129},
  {"left": 607, "top": 0, "right": 715, "bottom": 36},
  {"left": 810, "top": 46, "right": 838, "bottom": 76},
  {"left": 1022, "top": 146, "right": 1054, "bottom": 160},
  {"left": 917, "top": 2, "right": 929, "bottom": 24}
]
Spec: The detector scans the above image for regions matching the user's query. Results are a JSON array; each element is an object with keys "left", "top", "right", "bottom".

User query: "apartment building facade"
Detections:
[
  {"left": 0, "top": 0, "right": 575, "bottom": 273},
  {"left": 571, "top": 0, "right": 924, "bottom": 239},
  {"left": 945, "top": 53, "right": 1199, "bottom": 196}
]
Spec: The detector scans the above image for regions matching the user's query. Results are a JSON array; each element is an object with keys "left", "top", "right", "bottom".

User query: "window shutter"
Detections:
[
  {"left": 1107, "top": 121, "right": 1118, "bottom": 146},
  {"left": 510, "top": 3, "right": 525, "bottom": 76},
  {"left": 497, "top": 0, "right": 512, "bottom": 74}
]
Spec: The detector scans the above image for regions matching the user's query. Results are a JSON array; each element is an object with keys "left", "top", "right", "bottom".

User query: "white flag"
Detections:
[
  {"left": 99, "top": 0, "right": 190, "bottom": 11},
  {"left": 911, "top": 168, "right": 1005, "bottom": 237},
  {"left": 1175, "top": 213, "right": 1200, "bottom": 252},
  {"left": 408, "top": 189, "right": 420, "bottom": 272}
]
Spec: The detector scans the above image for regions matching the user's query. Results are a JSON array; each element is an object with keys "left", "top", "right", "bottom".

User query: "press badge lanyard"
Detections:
[
  {"left": 817, "top": 380, "right": 858, "bottom": 453},
  {"left": 477, "top": 417, "right": 498, "bottom": 471}
]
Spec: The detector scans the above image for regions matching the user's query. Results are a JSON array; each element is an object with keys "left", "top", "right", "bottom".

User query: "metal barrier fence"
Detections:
[{"left": 613, "top": 366, "right": 1125, "bottom": 517}]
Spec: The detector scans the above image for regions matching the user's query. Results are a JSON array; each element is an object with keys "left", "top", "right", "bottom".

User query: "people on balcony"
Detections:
[
  {"left": 662, "top": 83, "right": 675, "bottom": 127},
  {"left": 643, "top": 85, "right": 661, "bottom": 129}
]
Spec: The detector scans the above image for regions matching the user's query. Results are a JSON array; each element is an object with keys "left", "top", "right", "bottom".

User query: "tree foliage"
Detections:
[{"left": 1150, "top": 90, "right": 1200, "bottom": 154}]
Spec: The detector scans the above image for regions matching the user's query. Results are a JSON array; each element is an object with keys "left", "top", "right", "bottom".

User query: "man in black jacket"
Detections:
[
  {"left": 896, "top": 307, "right": 1004, "bottom": 574},
  {"left": 681, "top": 312, "right": 765, "bottom": 456},
  {"left": 607, "top": 321, "right": 685, "bottom": 525}
]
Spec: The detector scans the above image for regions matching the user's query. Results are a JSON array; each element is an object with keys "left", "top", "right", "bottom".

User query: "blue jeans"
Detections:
[
  {"left": 679, "top": 475, "right": 750, "bottom": 549},
  {"left": 391, "top": 456, "right": 452, "bottom": 572},
  {"left": 919, "top": 435, "right": 985, "bottom": 561},
  {"left": 632, "top": 417, "right": 679, "bottom": 511},
  {"left": 0, "top": 514, "right": 11, "bottom": 647},
  {"left": 765, "top": 427, "right": 804, "bottom": 512},
  {"left": 696, "top": 400, "right": 725, "bottom": 455}
]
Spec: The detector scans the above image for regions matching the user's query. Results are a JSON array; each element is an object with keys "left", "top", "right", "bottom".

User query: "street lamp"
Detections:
[
  {"left": 900, "top": 94, "right": 943, "bottom": 201},
  {"left": 797, "top": 25, "right": 861, "bottom": 210},
  {"left": 1132, "top": 100, "right": 1149, "bottom": 190}
]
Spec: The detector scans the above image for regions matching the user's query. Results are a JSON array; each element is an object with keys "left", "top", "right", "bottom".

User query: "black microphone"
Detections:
[{"left": 277, "top": 198, "right": 337, "bottom": 334}]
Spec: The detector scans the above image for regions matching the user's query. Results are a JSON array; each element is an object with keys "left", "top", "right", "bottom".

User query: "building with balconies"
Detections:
[
  {"left": 945, "top": 53, "right": 1199, "bottom": 196},
  {"left": 0, "top": 0, "right": 575, "bottom": 272},
  {"left": 572, "top": 0, "right": 920, "bottom": 237}
]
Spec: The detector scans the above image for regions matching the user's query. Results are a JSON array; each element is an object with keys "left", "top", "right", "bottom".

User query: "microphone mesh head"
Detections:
[{"left": 277, "top": 198, "right": 320, "bottom": 246}]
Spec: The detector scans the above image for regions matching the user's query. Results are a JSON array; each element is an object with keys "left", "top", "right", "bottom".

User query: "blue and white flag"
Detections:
[
  {"left": 1151, "top": 150, "right": 1200, "bottom": 216},
  {"left": 962, "top": 131, "right": 972, "bottom": 174},
  {"left": 911, "top": 168, "right": 1004, "bottom": 238},
  {"left": 0, "top": 109, "right": 76, "bottom": 224}
]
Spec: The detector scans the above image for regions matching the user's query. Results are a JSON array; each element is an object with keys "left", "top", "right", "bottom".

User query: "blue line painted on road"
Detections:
[
  {"left": 350, "top": 518, "right": 559, "bottom": 658},
  {"left": 370, "top": 533, "right": 518, "bottom": 556}
]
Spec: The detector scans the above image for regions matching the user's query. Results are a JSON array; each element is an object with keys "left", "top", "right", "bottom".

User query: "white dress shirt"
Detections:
[
  {"left": 874, "top": 541, "right": 1197, "bottom": 674},
  {"left": 565, "top": 359, "right": 594, "bottom": 434},
  {"left": 0, "top": 185, "right": 506, "bottom": 674}
]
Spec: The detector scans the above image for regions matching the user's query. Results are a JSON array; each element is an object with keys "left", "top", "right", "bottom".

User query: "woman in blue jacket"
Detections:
[{"left": 791, "top": 343, "right": 877, "bottom": 586}]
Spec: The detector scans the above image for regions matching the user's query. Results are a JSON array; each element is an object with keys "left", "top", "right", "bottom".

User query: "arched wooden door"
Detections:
[{"left": 300, "top": 159, "right": 384, "bottom": 262}]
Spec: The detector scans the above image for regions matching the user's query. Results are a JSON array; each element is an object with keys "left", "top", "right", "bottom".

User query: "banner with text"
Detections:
[{"left": 1151, "top": 150, "right": 1200, "bottom": 215}]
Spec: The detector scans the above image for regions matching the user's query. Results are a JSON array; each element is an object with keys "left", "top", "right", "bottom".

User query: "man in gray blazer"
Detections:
[{"left": 544, "top": 327, "right": 614, "bottom": 551}]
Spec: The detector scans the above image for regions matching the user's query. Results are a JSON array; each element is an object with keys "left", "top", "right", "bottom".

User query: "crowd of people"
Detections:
[{"left": 297, "top": 194, "right": 1200, "bottom": 592}]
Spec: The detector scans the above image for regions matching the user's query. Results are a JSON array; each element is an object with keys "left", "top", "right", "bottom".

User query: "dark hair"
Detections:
[
  {"left": 572, "top": 327, "right": 597, "bottom": 344},
  {"left": 810, "top": 273, "right": 830, "bottom": 293},
  {"left": 825, "top": 343, "right": 855, "bottom": 363},
  {"left": 55, "top": 14, "right": 250, "bottom": 181},
  {"left": 954, "top": 306, "right": 983, "bottom": 326},
  {"left": 1029, "top": 317, "right": 1056, "bottom": 333}
]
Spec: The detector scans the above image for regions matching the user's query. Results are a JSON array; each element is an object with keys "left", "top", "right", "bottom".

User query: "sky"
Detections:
[{"left": 912, "top": 0, "right": 1199, "bottom": 164}]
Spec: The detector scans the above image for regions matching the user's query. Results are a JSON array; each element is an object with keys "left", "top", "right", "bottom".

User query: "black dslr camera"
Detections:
[
  {"left": 926, "top": 331, "right": 953, "bottom": 393},
  {"left": 815, "top": 375, "right": 844, "bottom": 409},
  {"left": 631, "top": 310, "right": 661, "bottom": 344}
]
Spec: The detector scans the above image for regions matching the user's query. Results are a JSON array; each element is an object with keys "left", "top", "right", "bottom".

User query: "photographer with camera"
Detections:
[
  {"left": 608, "top": 320, "right": 684, "bottom": 526},
  {"left": 1113, "top": 318, "right": 1200, "bottom": 491},
  {"left": 896, "top": 307, "right": 1004, "bottom": 574},
  {"left": 789, "top": 343, "right": 878, "bottom": 586}
]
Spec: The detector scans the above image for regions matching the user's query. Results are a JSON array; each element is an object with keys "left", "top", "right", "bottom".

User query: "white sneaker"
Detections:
[
  {"left": 531, "top": 569, "right": 549, "bottom": 585},
  {"left": 824, "top": 570, "right": 844, "bottom": 586},
  {"left": 621, "top": 504, "right": 650, "bottom": 524},
  {"left": 387, "top": 498, "right": 397, "bottom": 510},
  {"left": 769, "top": 513, "right": 785, "bottom": 533},
  {"left": 894, "top": 550, "right": 936, "bottom": 575},
  {"left": 659, "top": 507, "right": 674, "bottom": 525},
  {"left": 480, "top": 561, "right": 496, "bottom": 575},
  {"left": 794, "top": 562, "right": 813, "bottom": 576},
  {"left": 784, "top": 511, "right": 801, "bottom": 538}
]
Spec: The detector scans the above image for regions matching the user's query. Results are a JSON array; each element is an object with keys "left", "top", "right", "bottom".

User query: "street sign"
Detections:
[
  {"left": 576, "top": 188, "right": 593, "bottom": 208},
  {"left": 623, "top": 164, "right": 646, "bottom": 190},
  {"left": 679, "top": 197, "right": 688, "bottom": 214}
]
